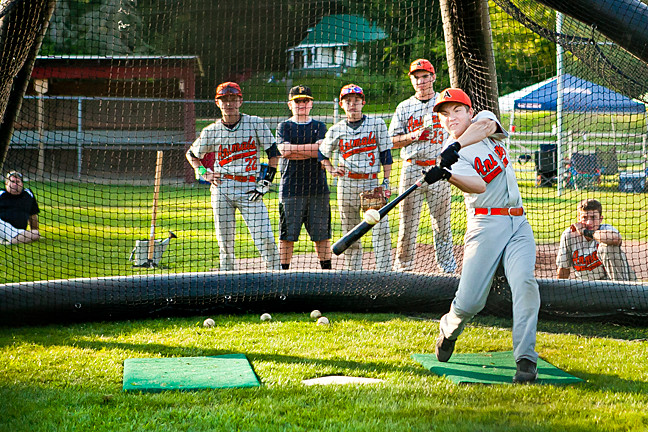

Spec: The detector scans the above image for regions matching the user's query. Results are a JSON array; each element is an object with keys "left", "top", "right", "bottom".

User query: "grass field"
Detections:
[
  {"left": 1, "top": 159, "right": 646, "bottom": 283},
  {"left": 0, "top": 313, "right": 647, "bottom": 431}
]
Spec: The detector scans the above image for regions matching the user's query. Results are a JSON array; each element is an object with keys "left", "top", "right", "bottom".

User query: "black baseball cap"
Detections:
[{"left": 288, "top": 85, "right": 314, "bottom": 101}]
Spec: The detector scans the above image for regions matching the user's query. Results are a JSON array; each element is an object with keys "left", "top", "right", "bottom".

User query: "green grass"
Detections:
[
  {"left": 0, "top": 313, "right": 646, "bottom": 431},
  {"left": 1, "top": 161, "right": 645, "bottom": 283}
]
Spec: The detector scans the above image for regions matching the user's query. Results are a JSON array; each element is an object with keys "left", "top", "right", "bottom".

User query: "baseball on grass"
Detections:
[
  {"left": 310, "top": 309, "right": 322, "bottom": 320},
  {"left": 317, "top": 316, "right": 330, "bottom": 326},
  {"left": 203, "top": 318, "right": 215, "bottom": 327},
  {"left": 364, "top": 209, "right": 381, "bottom": 225},
  {"left": 260, "top": 313, "right": 272, "bottom": 321}
]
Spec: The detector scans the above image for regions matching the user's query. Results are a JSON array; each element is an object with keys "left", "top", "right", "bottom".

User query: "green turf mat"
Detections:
[
  {"left": 123, "top": 354, "right": 260, "bottom": 392},
  {"left": 412, "top": 351, "right": 582, "bottom": 385}
]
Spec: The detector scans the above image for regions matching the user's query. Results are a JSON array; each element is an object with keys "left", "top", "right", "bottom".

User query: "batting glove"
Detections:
[
  {"left": 439, "top": 142, "right": 461, "bottom": 168},
  {"left": 247, "top": 164, "right": 277, "bottom": 202},
  {"left": 423, "top": 167, "right": 451, "bottom": 184}
]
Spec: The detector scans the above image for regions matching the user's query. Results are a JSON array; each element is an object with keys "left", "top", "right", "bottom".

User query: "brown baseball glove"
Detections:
[{"left": 360, "top": 187, "right": 387, "bottom": 212}]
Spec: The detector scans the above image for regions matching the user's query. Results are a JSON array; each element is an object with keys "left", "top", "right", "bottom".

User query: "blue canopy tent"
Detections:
[
  {"left": 513, "top": 74, "right": 646, "bottom": 113},
  {"left": 510, "top": 74, "right": 647, "bottom": 191}
]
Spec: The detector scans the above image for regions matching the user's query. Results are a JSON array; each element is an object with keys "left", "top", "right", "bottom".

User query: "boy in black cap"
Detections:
[{"left": 275, "top": 85, "right": 332, "bottom": 269}]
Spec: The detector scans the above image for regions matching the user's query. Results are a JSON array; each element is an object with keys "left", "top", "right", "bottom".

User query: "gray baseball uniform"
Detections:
[
  {"left": 320, "top": 115, "right": 393, "bottom": 270},
  {"left": 556, "top": 224, "right": 635, "bottom": 281},
  {"left": 389, "top": 95, "right": 456, "bottom": 273},
  {"left": 189, "top": 114, "right": 280, "bottom": 271},
  {"left": 439, "top": 111, "right": 540, "bottom": 363}
]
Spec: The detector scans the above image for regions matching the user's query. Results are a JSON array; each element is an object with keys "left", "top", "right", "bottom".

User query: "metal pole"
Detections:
[
  {"left": 333, "top": 98, "right": 339, "bottom": 124},
  {"left": 556, "top": 12, "right": 565, "bottom": 196},
  {"left": 77, "top": 97, "right": 82, "bottom": 179}
]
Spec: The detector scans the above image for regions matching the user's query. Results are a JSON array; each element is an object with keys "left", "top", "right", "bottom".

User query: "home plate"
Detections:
[{"left": 301, "top": 376, "right": 384, "bottom": 386}]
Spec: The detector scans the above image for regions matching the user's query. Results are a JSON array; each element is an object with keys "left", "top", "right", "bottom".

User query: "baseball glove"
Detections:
[{"left": 360, "top": 187, "right": 387, "bottom": 212}]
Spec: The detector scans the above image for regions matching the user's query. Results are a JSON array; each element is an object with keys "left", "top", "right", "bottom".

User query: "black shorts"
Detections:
[{"left": 279, "top": 194, "right": 331, "bottom": 242}]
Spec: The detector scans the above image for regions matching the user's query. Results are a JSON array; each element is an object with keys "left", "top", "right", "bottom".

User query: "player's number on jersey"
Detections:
[
  {"left": 245, "top": 157, "right": 257, "bottom": 172},
  {"left": 367, "top": 152, "right": 376, "bottom": 166}
]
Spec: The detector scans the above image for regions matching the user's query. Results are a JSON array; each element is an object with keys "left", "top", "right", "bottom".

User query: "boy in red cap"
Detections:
[
  {"left": 186, "top": 82, "right": 281, "bottom": 271},
  {"left": 319, "top": 84, "right": 393, "bottom": 270},
  {"left": 423, "top": 88, "right": 540, "bottom": 383},
  {"left": 389, "top": 59, "right": 456, "bottom": 274}
]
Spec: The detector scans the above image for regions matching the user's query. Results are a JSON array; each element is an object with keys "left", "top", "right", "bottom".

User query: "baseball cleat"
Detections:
[
  {"left": 513, "top": 358, "right": 538, "bottom": 383},
  {"left": 435, "top": 332, "right": 456, "bottom": 362}
]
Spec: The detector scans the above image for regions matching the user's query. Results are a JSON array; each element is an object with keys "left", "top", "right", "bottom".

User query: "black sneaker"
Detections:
[
  {"left": 513, "top": 358, "right": 538, "bottom": 383},
  {"left": 435, "top": 333, "right": 456, "bottom": 362}
]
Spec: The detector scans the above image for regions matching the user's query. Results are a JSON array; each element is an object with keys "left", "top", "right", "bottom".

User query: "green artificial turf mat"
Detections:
[
  {"left": 123, "top": 354, "right": 260, "bottom": 392},
  {"left": 412, "top": 351, "right": 583, "bottom": 385}
]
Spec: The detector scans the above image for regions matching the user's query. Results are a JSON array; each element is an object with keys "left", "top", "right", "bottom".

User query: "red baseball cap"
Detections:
[
  {"left": 340, "top": 84, "right": 365, "bottom": 100},
  {"left": 433, "top": 88, "right": 472, "bottom": 112},
  {"left": 215, "top": 82, "right": 242, "bottom": 99},
  {"left": 408, "top": 59, "right": 435, "bottom": 75}
]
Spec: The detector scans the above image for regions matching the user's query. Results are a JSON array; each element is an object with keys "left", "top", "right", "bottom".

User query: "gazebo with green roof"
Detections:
[{"left": 287, "top": 14, "right": 388, "bottom": 73}]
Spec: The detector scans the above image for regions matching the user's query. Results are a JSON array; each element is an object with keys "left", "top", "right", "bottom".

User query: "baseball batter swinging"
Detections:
[
  {"left": 319, "top": 84, "right": 393, "bottom": 271},
  {"left": 389, "top": 59, "right": 456, "bottom": 273},
  {"left": 186, "top": 82, "right": 281, "bottom": 271},
  {"left": 425, "top": 88, "right": 540, "bottom": 383}
]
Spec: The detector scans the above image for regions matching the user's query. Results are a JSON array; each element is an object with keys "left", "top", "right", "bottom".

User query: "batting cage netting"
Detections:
[{"left": 0, "top": 0, "right": 647, "bottom": 325}]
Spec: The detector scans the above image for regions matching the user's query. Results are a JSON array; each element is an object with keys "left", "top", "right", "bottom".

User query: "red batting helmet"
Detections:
[{"left": 433, "top": 88, "right": 472, "bottom": 112}]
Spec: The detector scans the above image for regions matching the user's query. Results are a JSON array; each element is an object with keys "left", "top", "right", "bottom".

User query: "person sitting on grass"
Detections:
[
  {"left": 0, "top": 171, "right": 41, "bottom": 245},
  {"left": 556, "top": 198, "right": 635, "bottom": 281}
]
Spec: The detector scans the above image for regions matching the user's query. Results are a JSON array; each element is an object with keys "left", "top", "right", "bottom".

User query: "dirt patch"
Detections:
[{"left": 232, "top": 241, "right": 647, "bottom": 281}]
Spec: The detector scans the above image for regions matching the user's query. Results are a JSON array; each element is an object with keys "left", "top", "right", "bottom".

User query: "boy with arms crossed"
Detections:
[{"left": 276, "top": 85, "right": 332, "bottom": 270}]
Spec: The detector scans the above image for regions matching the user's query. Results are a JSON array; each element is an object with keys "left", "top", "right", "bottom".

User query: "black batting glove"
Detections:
[
  {"left": 439, "top": 142, "right": 461, "bottom": 168},
  {"left": 423, "top": 167, "right": 451, "bottom": 184},
  {"left": 247, "top": 164, "right": 277, "bottom": 202}
]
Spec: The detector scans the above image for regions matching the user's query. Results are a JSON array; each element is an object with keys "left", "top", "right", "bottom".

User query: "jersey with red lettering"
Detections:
[
  {"left": 319, "top": 115, "right": 392, "bottom": 174},
  {"left": 188, "top": 114, "right": 274, "bottom": 176},
  {"left": 388, "top": 95, "right": 446, "bottom": 160},
  {"left": 555, "top": 224, "right": 617, "bottom": 280},
  {"left": 445, "top": 111, "right": 518, "bottom": 209}
]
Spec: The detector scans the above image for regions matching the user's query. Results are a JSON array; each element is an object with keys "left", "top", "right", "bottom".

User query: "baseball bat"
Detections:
[
  {"left": 332, "top": 173, "right": 430, "bottom": 256},
  {"left": 148, "top": 150, "right": 164, "bottom": 262}
]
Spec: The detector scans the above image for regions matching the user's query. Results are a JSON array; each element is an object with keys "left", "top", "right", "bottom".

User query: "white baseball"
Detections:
[
  {"left": 203, "top": 318, "right": 215, "bottom": 327},
  {"left": 364, "top": 209, "right": 381, "bottom": 225},
  {"left": 310, "top": 309, "right": 322, "bottom": 319},
  {"left": 317, "top": 316, "right": 330, "bottom": 326},
  {"left": 260, "top": 313, "right": 272, "bottom": 321}
]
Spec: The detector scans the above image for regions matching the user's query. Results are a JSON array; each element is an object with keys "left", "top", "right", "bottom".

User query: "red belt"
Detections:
[
  {"left": 346, "top": 172, "right": 378, "bottom": 180},
  {"left": 222, "top": 174, "right": 256, "bottom": 183},
  {"left": 407, "top": 159, "right": 436, "bottom": 166},
  {"left": 474, "top": 207, "right": 524, "bottom": 216}
]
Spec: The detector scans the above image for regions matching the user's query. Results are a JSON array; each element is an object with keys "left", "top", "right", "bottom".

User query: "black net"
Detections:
[{"left": 0, "top": 0, "right": 646, "bottom": 325}]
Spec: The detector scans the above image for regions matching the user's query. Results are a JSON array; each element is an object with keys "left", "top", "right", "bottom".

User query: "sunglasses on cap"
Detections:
[
  {"left": 340, "top": 85, "right": 364, "bottom": 97},
  {"left": 217, "top": 87, "right": 241, "bottom": 96},
  {"left": 6, "top": 171, "right": 23, "bottom": 180}
]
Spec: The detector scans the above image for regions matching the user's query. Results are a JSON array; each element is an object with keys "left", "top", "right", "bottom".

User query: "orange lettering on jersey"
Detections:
[
  {"left": 218, "top": 136, "right": 258, "bottom": 166},
  {"left": 407, "top": 116, "right": 424, "bottom": 132},
  {"left": 572, "top": 249, "right": 603, "bottom": 271},
  {"left": 474, "top": 153, "right": 502, "bottom": 183},
  {"left": 339, "top": 132, "right": 378, "bottom": 159},
  {"left": 494, "top": 144, "right": 509, "bottom": 167}
]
